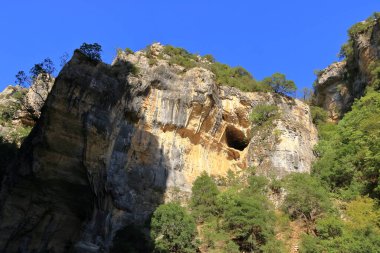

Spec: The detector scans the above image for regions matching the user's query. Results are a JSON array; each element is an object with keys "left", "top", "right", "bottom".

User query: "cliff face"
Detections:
[
  {"left": 314, "top": 17, "right": 380, "bottom": 120},
  {"left": 0, "top": 45, "right": 317, "bottom": 252}
]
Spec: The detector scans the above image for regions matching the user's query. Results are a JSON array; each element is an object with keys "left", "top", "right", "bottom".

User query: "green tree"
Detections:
[
  {"left": 79, "top": 42, "right": 102, "bottom": 61},
  {"left": 29, "top": 58, "right": 55, "bottom": 79},
  {"left": 151, "top": 203, "right": 197, "bottom": 253},
  {"left": 190, "top": 171, "right": 219, "bottom": 222},
  {"left": 60, "top": 52, "right": 70, "bottom": 67},
  {"left": 282, "top": 173, "right": 331, "bottom": 233},
  {"left": 313, "top": 90, "right": 380, "bottom": 199},
  {"left": 15, "top": 70, "right": 28, "bottom": 87},
  {"left": 261, "top": 72, "right": 297, "bottom": 95},
  {"left": 219, "top": 191, "right": 277, "bottom": 252},
  {"left": 215, "top": 172, "right": 281, "bottom": 252}
]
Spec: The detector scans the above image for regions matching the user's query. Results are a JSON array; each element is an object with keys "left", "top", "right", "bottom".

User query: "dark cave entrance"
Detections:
[{"left": 225, "top": 126, "right": 249, "bottom": 151}]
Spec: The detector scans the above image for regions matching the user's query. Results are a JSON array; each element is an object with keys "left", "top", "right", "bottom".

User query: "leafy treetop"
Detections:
[
  {"left": 79, "top": 42, "right": 102, "bottom": 61},
  {"left": 150, "top": 203, "right": 197, "bottom": 253},
  {"left": 261, "top": 72, "right": 297, "bottom": 95}
]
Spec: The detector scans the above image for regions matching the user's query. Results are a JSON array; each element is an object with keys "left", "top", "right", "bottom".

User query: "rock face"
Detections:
[
  {"left": 0, "top": 45, "right": 317, "bottom": 252},
  {"left": 24, "top": 74, "right": 55, "bottom": 119},
  {"left": 314, "top": 18, "right": 380, "bottom": 120}
]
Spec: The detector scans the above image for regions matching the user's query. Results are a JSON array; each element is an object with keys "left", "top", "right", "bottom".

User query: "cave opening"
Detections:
[{"left": 225, "top": 126, "right": 249, "bottom": 151}]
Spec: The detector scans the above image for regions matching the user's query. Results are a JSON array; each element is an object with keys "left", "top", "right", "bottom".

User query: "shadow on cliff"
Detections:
[
  {"left": 109, "top": 126, "right": 170, "bottom": 253},
  {"left": 0, "top": 137, "right": 17, "bottom": 185},
  {"left": 0, "top": 51, "right": 171, "bottom": 253}
]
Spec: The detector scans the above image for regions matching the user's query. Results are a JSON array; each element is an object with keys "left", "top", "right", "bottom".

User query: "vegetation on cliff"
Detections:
[
  {"left": 297, "top": 13, "right": 380, "bottom": 252},
  {"left": 149, "top": 13, "right": 380, "bottom": 253},
  {"left": 151, "top": 169, "right": 287, "bottom": 253},
  {"left": 145, "top": 44, "right": 296, "bottom": 94},
  {"left": 313, "top": 89, "right": 380, "bottom": 199},
  {"left": 339, "top": 12, "right": 379, "bottom": 61}
]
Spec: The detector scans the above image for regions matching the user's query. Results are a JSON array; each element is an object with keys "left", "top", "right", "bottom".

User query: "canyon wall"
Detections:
[{"left": 0, "top": 45, "right": 317, "bottom": 252}]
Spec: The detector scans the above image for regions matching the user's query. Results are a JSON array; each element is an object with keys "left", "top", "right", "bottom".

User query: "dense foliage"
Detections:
[
  {"left": 282, "top": 173, "right": 332, "bottom": 232},
  {"left": 193, "top": 170, "right": 284, "bottom": 252},
  {"left": 151, "top": 203, "right": 197, "bottom": 253},
  {"left": 310, "top": 106, "right": 328, "bottom": 125},
  {"left": 210, "top": 62, "right": 270, "bottom": 92},
  {"left": 313, "top": 90, "right": 380, "bottom": 199},
  {"left": 300, "top": 196, "right": 380, "bottom": 253},
  {"left": 190, "top": 171, "right": 219, "bottom": 222}
]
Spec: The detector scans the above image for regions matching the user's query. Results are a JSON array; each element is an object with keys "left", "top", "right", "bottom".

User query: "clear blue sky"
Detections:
[{"left": 0, "top": 1, "right": 379, "bottom": 93}]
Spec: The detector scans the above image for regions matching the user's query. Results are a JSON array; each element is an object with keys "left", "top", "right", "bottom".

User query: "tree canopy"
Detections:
[
  {"left": 190, "top": 171, "right": 219, "bottom": 222},
  {"left": 150, "top": 203, "right": 197, "bottom": 253},
  {"left": 79, "top": 42, "right": 102, "bottom": 61},
  {"left": 313, "top": 90, "right": 380, "bottom": 199},
  {"left": 261, "top": 72, "right": 297, "bottom": 95}
]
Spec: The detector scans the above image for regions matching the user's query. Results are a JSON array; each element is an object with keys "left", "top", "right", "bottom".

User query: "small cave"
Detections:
[{"left": 225, "top": 126, "right": 249, "bottom": 151}]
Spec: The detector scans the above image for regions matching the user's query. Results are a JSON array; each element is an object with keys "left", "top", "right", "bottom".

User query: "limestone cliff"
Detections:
[
  {"left": 314, "top": 16, "right": 380, "bottom": 120},
  {"left": 0, "top": 45, "right": 317, "bottom": 252}
]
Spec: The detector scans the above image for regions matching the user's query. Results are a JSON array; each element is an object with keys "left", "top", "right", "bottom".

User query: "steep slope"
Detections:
[{"left": 0, "top": 45, "right": 317, "bottom": 252}]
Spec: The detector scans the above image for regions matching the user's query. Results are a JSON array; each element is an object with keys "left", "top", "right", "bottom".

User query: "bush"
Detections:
[
  {"left": 310, "top": 106, "right": 328, "bottom": 125},
  {"left": 210, "top": 62, "right": 270, "bottom": 92},
  {"left": 162, "top": 45, "right": 198, "bottom": 70},
  {"left": 315, "top": 216, "right": 343, "bottom": 239},
  {"left": 151, "top": 203, "right": 197, "bottom": 253},
  {"left": 203, "top": 54, "right": 215, "bottom": 63},
  {"left": 249, "top": 104, "right": 278, "bottom": 126},
  {"left": 125, "top": 47, "right": 134, "bottom": 54}
]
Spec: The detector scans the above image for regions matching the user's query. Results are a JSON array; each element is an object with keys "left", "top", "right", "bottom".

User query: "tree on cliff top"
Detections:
[
  {"left": 261, "top": 72, "right": 297, "bottom": 96},
  {"left": 79, "top": 42, "right": 102, "bottom": 61}
]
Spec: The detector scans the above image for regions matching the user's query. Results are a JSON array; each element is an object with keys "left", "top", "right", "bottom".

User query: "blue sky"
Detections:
[{"left": 0, "top": 1, "right": 379, "bottom": 93}]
